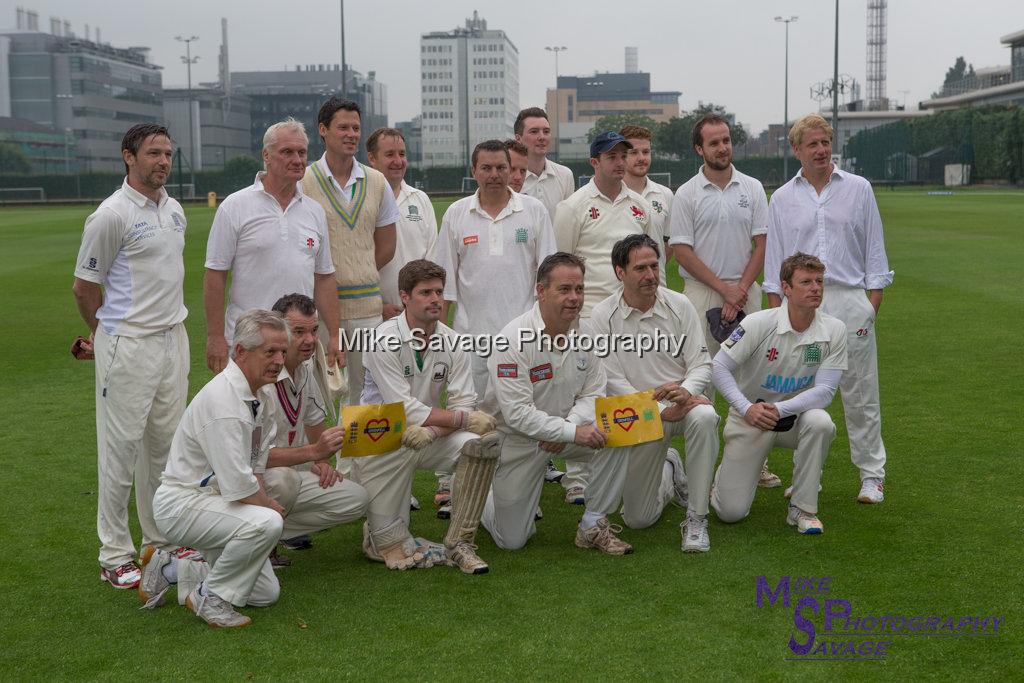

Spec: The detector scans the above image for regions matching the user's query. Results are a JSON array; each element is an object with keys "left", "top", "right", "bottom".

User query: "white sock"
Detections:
[
  {"left": 580, "top": 510, "right": 603, "bottom": 529},
  {"left": 687, "top": 510, "right": 705, "bottom": 522},
  {"left": 161, "top": 556, "right": 179, "bottom": 583}
]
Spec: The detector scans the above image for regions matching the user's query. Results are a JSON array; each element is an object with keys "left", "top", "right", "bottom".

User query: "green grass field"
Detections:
[{"left": 1, "top": 190, "right": 1022, "bottom": 679}]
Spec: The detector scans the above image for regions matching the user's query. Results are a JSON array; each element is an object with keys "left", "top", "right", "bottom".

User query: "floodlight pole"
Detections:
[
  {"left": 176, "top": 34, "right": 199, "bottom": 192},
  {"left": 545, "top": 46, "right": 567, "bottom": 161},
  {"left": 832, "top": 0, "right": 840, "bottom": 153},
  {"left": 774, "top": 16, "right": 798, "bottom": 180}
]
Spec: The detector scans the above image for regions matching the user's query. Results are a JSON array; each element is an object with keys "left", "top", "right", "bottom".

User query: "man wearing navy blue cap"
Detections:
[{"left": 551, "top": 131, "right": 653, "bottom": 504}]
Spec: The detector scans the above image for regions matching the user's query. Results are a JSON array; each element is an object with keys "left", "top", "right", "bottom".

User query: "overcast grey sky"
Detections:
[{"left": 10, "top": 1, "right": 1024, "bottom": 133}]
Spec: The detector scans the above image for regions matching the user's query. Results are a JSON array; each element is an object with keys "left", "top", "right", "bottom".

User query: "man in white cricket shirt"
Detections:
[
  {"left": 481, "top": 253, "right": 633, "bottom": 556},
  {"left": 711, "top": 253, "right": 847, "bottom": 534},
  {"left": 620, "top": 124, "right": 672, "bottom": 284},
  {"left": 73, "top": 123, "right": 191, "bottom": 589},
  {"left": 204, "top": 118, "right": 341, "bottom": 373},
  {"left": 763, "top": 113, "right": 894, "bottom": 504},
  {"left": 515, "top": 107, "right": 574, "bottom": 219},
  {"left": 148, "top": 310, "right": 291, "bottom": 628},
  {"left": 504, "top": 139, "right": 530, "bottom": 193},
  {"left": 367, "top": 127, "right": 437, "bottom": 321},
  {"left": 586, "top": 235, "right": 720, "bottom": 552}
]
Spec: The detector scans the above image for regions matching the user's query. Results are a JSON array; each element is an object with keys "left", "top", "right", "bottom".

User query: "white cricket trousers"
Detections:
[
  {"left": 618, "top": 404, "right": 719, "bottom": 528},
  {"left": 351, "top": 431, "right": 476, "bottom": 532},
  {"left": 481, "top": 434, "right": 628, "bottom": 550},
  {"left": 821, "top": 285, "right": 886, "bottom": 480},
  {"left": 682, "top": 278, "right": 763, "bottom": 400},
  {"left": 262, "top": 467, "right": 369, "bottom": 537},
  {"left": 153, "top": 485, "right": 282, "bottom": 607},
  {"left": 712, "top": 409, "right": 835, "bottom": 521},
  {"left": 93, "top": 323, "right": 189, "bottom": 569}
]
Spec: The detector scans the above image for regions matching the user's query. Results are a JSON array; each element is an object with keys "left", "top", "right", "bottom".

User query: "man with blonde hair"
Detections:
[
  {"left": 204, "top": 118, "right": 340, "bottom": 374},
  {"left": 764, "top": 113, "right": 894, "bottom": 505}
]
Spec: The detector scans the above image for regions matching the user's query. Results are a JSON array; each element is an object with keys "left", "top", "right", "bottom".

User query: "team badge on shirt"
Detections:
[
  {"left": 407, "top": 205, "right": 422, "bottom": 221},
  {"left": 723, "top": 326, "right": 746, "bottom": 349},
  {"left": 403, "top": 365, "right": 413, "bottom": 377},
  {"left": 305, "top": 237, "right": 316, "bottom": 253},
  {"left": 588, "top": 207, "right": 600, "bottom": 220},
  {"left": 515, "top": 227, "right": 528, "bottom": 244},
  {"left": 576, "top": 355, "right": 588, "bottom": 371},
  {"left": 497, "top": 363, "right": 518, "bottom": 378},
  {"left": 171, "top": 213, "right": 185, "bottom": 231},
  {"left": 629, "top": 205, "right": 646, "bottom": 222},
  {"left": 738, "top": 194, "right": 750, "bottom": 209},
  {"left": 464, "top": 235, "right": 479, "bottom": 245},
  {"left": 529, "top": 363, "right": 554, "bottom": 383},
  {"left": 766, "top": 347, "right": 779, "bottom": 362},
  {"left": 803, "top": 344, "right": 822, "bottom": 365},
  {"left": 431, "top": 362, "right": 449, "bottom": 382},
  {"left": 650, "top": 200, "right": 664, "bottom": 214}
]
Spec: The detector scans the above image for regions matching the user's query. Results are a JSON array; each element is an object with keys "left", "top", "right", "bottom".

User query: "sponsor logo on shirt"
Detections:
[
  {"left": 767, "top": 347, "right": 779, "bottom": 362},
  {"left": 515, "top": 227, "right": 528, "bottom": 244},
  {"left": 856, "top": 327, "right": 870, "bottom": 337},
  {"left": 760, "top": 374, "right": 815, "bottom": 394},
  {"left": 464, "top": 235, "right": 480, "bottom": 245},
  {"left": 407, "top": 205, "right": 422, "bottom": 222},
  {"left": 431, "top": 361, "right": 449, "bottom": 383},
  {"left": 576, "top": 355, "right": 587, "bottom": 371},
  {"left": 738, "top": 194, "right": 750, "bottom": 209},
  {"left": 87, "top": 257, "right": 98, "bottom": 271},
  {"left": 171, "top": 213, "right": 185, "bottom": 231},
  {"left": 529, "top": 363, "right": 554, "bottom": 383},
  {"left": 403, "top": 365, "right": 413, "bottom": 377},
  {"left": 803, "top": 344, "right": 822, "bottom": 365},
  {"left": 497, "top": 363, "right": 518, "bottom": 378},
  {"left": 724, "top": 325, "right": 746, "bottom": 349},
  {"left": 588, "top": 206, "right": 600, "bottom": 220},
  {"left": 306, "top": 237, "right": 316, "bottom": 252}
]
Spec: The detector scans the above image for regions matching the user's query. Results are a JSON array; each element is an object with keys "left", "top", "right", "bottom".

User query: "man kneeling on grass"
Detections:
[{"left": 142, "top": 310, "right": 294, "bottom": 628}]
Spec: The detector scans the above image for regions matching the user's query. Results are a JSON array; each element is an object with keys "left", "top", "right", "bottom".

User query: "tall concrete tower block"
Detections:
[{"left": 625, "top": 46, "right": 638, "bottom": 73}]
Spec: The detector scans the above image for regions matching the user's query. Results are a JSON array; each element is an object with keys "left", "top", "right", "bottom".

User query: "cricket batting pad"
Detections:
[
  {"left": 444, "top": 432, "right": 500, "bottom": 548},
  {"left": 363, "top": 519, "right": 432, "bottom": 570}
]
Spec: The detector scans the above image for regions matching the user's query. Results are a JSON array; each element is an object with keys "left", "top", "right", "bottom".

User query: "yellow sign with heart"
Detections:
[
  {"left": 340, "top": 402, "right": 407, "bottom": 457},
  {"left": 595, "top": 391, "right": 664, "bottom": 447}
]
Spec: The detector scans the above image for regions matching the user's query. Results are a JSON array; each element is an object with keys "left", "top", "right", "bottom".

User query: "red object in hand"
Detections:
[{"left": 71, "top": 336, "right": 94, "bottom": 360}]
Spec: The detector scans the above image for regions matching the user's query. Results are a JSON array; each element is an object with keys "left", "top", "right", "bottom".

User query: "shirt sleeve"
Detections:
[
  {"left": 535, "top": 205, "right": 557, "bottom": 266},
  {"left": 422, "top": 196, "right": 439, "bottom": 255},
  {"left": 196, "top": 417, "right": 260, "bottom": 501},
  {"left": 774, "top": 368, "right": 842, "bottom": 417},
  {"left": 313, "top": 206, "right": 335, "bottom": 275},
  {"left": 205, "top": 201, "right": 238, "bottom": 271},
  {"left": 567, "top": 352, "right": 605, "bottom": 427},
  {"left": 303, "top": 376, "right": 328, "bottom": 428},
  {"left": 376, "top": 185, "right": 401, "bottom": 228},
  {"left": 712, "top": 353, "right": 754, "bottom": 416},
  {"left": 74, "top": 207, "right": 123, "bottom": 283},
  {"left": 431, "top": 207, "right": 459, "bottom": 302},
  {"left": 488, "top": 331, "right": 578, "bottom": 443},
  {"left": 762, "top": 199, "right": 785, "bottom": 295},
  {"left": 363, "top": 342, "right": 433, "bottom": 426},
  {"left": 559, "top": 165, "right": 575, "bottom": 201},
  {"left": 860, "top": 183, "right": 894, "bottom": 290},
  {"left": 444, "top": 347, "right": 478, "bottom": 411},
  {"left": 667, "top": 185, "right": 695, "bottom": 247},
  {"left": 751, "top": 181, "right": 769, "bottom": 237},
  {"left": 552, "top": 199, "right": 581, "bottom": 254},
  {"left": 675, "top": 297, "right": 713, "bottom": 396},
  {"left": 820, "top": 322, "right": 849, "bottom": 373}
]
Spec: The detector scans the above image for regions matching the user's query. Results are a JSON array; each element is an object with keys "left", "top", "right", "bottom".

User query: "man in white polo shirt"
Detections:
[
  {"left": 504, "top": 139, "right": 530, "bottom": 193},
  {"left": 515, "top": 107, "right": 574, "bottom": 219},
  {"left": 73, "top": 123, "right": 190, "bottom": 589},
  {"left": 620, "top": 124, "right": 672, "bottom": 285},
  {"left": 586, "top": 235, "right": 719, "bottom": 553},
  {"left": 711, "top": 253, "right": 847, "bottom": 534},
  {"left": 482, "top": 253, "right": 633, "bottom": 556},
  {"left": 763, "top": 113, "right": 894, "bottom": 504},
  {"left": 204, "top": 118, "right": 340, "bottom": 374},
  {"left": 431, "top": 139, "right": 555, "bottom": 400},
  {"left": 259, "top": 294, "right": 369, "bottom": 563},
  {"left": 355, "top": 260, "right": 500, "bottom": 575},
  {"left": 367, "top": 127, "right": 437, "bottom": 322},
  {"left": 553, "top": 131, "right": 652, "bottom": 504},
  {"left": 148, "top": 310, "right": 290, "bottom": 628}
]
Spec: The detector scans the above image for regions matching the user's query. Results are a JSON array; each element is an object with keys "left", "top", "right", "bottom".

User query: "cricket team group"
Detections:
[{"left": 71, "top": 97, "right": 892, "bottom": 628}]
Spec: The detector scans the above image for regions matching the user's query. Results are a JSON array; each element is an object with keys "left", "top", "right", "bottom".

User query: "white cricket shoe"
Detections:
[
  {"left": 185, "top": 585, "right": 251, "bottom": 629},
  {"left": 857, "top": 478, "right": 884, "bottom": 504},
  {"left": 665, "top": 448, "right": 688, "bottom": 509},
  {"left": 680, "top": 513, "right": 710, "bottom": 553},
  {"left": 758, "top": 462, "right": 782, "bottom": 488},
  {"left": 786, "top": 505, "right": 824, "bottom": 534}
]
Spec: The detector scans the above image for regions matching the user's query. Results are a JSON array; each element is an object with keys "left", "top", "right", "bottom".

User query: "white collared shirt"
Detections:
[
  {"left": 361, "top": 313, "right": 477, "bottom": 427},
  {"left": 717, "top": 305, "right": 847, "bottom": 411},
  {"left": 313, "top": 154, "right": 400, "bottom": 227},
  {"left": 379, "top": 181, "right": 438, "bottom": 307},
  {"left": 586, "top": 287, "right": 712, "bottom": 399},
  {"left": 639, "top": 177, "right": 673, "bottom": 286},
  {"left": 205, "top": 173, "right": 335, "bottom": 342},
  {"left": 763, "top": 166, "right": 894, "bottom": 295},
  {"left": 521, "top": 158, "right": 574, "bottom": 219},
  {"left": 431, "top": 190, "right": 555, "bottom": 335},
  {"left": 486, "top": 303, "right": 606, "bottom": 443},
  {"left": 668, "top": 165, "right": 768, "bottom": 281},
  {"left": 553, "top": 179, "right": 652, "bottom": 317},
  {"left": 161, "top": 360, "right": 276, "bottom": 500},
  {"left": 74, "top": 179, "right": 187, "bottom": 336},
  {"left": 262, "top": 360, "right": 327, "bottom": 449}
]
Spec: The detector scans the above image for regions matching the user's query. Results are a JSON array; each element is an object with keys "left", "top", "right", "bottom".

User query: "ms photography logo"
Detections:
[{"left": 755, "top": 576, "right": 1004, "bottom": 662}]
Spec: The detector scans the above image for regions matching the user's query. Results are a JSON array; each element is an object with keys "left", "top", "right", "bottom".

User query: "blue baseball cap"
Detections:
[{"left": 590, "top": 131, "right": 633, "bottom": 158}]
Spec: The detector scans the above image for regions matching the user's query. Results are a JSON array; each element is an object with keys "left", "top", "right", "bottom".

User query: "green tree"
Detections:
[
  {"left": 654, "top": 103, "right": 748, "bottom": 158},
  {"left": 934, "top": 56, "right": 977, "bottom": 98},
  {"left": 587, "top": 114, "right": 659, "bottom": 143},
  {"left": 0, "top": 142, "right": 32, "bottom": 174}
]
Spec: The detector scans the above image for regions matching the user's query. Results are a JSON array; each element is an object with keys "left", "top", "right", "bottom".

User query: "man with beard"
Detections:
[
  {"left": 73, "top": 123, "right": 193, "bottom": 589},
  {"left": 620, "top": 125, "right": 672, "bottom": 285}
]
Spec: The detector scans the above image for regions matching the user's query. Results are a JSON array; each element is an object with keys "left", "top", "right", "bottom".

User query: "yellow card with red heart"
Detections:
[
  {"left": 595, "top": 391, "right": 664, "bottom": 447},
  {"left": 340, "top": 402, "right": 407, "bottom": 457}
]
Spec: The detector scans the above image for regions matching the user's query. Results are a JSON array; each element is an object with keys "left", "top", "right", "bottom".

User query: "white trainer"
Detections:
[
  {"left": 786, "top": 505, "right": 824, "bottom": 534},
  {"left": 857, "top": 478, "right": 884, "bottom": 504},
  {"left": 185, "top": 584, "right": 252, "bottom": 629},
  {"left": 665, "top": 448, "right": 688, "bottom": 509},
  {"left": 680, "top": 514, "right": 710, "bottom": 553},
  {"left": 759, "top": 462, "right": 782, "bottom": 488}
]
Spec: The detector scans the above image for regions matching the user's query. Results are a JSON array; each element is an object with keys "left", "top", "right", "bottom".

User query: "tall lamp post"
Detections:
[
  {"left": 545, "top": 46, "right": 567, "bottom": 161},
  {"left": 831, "top": 0, "right": 840, "bottom": 153},
  {"left": 175, "top": 34, "right": 199, "bottom": 193},
  {"left": 774, "top": 16, "right": 797, "bottom": 181}
]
